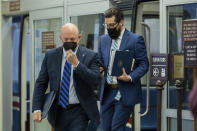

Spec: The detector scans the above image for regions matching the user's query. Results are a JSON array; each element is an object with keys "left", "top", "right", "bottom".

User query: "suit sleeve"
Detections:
[
  {"left": 74, "top": 53, "right": 101, "bottom": 86},
  {"left": 130, "top": 36, "right": 149, "bottom": 83},
  {"left": 32, "top": 53, "right": 49, "bottom": 112},
  {"left": 98, "top": 38, "right": 104, "bottom": 65}
]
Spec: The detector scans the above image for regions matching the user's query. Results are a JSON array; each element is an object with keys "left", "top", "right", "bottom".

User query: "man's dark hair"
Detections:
[{"left": 104, "top": 8, "right": 124, "bottom": 23}]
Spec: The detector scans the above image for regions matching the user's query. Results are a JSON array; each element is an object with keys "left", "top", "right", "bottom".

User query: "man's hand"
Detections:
[
  {"left": 34, "top": 112, "right": 42, "bottom": 123},
  {"left": 100, "top": 67, "right": 104, "bottom": 76},
  {"left": 100, "top": 67, "right": 104, "bottom": 73},
  {"left": 117, "top": 68, "right": 131, "bottom": 82},
  {"left": 66, "top": 50, "right": 79, "bottom": 66}
]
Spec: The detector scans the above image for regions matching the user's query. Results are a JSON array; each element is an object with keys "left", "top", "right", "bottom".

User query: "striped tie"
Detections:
[
  {"left": 107, "top": 40, "right": 118, "bottom": 84},
  {"left": 59, "top": 61, "right": 71, "bottom": 108}
]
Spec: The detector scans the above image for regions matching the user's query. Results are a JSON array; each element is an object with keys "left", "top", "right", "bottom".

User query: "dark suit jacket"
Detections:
[
  {"left": 99, "top": 29, "right": 149, "bottom": 106},
  {"left": 32, "top": 45, "right": 100, "bottom": 127}
]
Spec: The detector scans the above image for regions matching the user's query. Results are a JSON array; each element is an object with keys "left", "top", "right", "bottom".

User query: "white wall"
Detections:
[
  {"left": 163, "top": 0, "right": 197, "bottom": 6},
  {"left": 65, "top": 0, "right": 109, "bottom": 22},
  {"left": 68, "top": 0, "right": 107, "bottom": 5},
  {"left": 0, "top": 0, "right": 2, "bottom": 130},
  {"left": 2, "top": 0, "right": 64, "bottom": 15},
  {"left": 2, "top": 16, "right": 12, "bottom": 131},
  {"left": 22, "top": 0, "right": 63, "bottom": 11}
]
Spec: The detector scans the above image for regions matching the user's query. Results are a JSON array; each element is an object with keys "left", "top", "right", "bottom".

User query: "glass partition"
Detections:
[
  {"left": 33, "top": 18, "right": 62, "bottom": 130},
  {"left": 167, "top": 3, "right": 197, "bottom": 131},
  {"left": 167, "top": 3, "right": 197, "bottom": 110},
  {"left": 168, "top": 117, "right": 194, "bottom": 131},
  {"left": 70, "top": 14, "right": 105, "bottom": 52},
  {"left": 34, "top": 18, "right": 62, "bottom": 79}
]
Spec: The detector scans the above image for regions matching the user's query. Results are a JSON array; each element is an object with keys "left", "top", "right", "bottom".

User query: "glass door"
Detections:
[
  {"left": 70, "top": 14, "right": 105, "bottom": 52},
  {"left": 70, "top": 14, "right": 105, "bottom": 114},
  {"left": 161, "top": 1, "right": 197, "bottom": 131},
  {"left": 67, "top": 0, "right": 109, "bottom": 103},
  {"left": 167, "top": 3, "right": 197, "bottom": 131},
  {"left": 30, "top": 7, "right": 63, "bottom": 131}
]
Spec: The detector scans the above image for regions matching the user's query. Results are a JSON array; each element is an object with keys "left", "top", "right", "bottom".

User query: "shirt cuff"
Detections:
[
  {"left": 129, "top": 75, "right": 132, "bottom": 82},
  {"left": 73, "top": 61, "right": 80, "bottom": 69},
  {"left": 34, "top": 110, "right": 41, "bottom": 113}
]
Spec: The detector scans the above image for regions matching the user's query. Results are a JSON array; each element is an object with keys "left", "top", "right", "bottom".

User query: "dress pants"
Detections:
[
  {"left": 101, "top": 84, "right": 133, "bottom": 131},
  {"left": 55, "top": 104, "right": 89, "bottom": 131}
]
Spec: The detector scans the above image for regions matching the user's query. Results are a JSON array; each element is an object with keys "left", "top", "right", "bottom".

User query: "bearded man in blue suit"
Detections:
[{"left": 99, "top": 8, "right": 149, "bottom": 131}]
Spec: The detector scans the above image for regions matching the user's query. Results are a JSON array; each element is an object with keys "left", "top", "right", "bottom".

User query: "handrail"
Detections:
[{"left": 140, "top": 22, "right": 151, "bottom": 117}]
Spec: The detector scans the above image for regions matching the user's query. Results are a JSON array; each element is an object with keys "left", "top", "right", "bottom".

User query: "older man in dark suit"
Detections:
[{"left": 32, "top": 23, "right": 100, "bottom": 131}]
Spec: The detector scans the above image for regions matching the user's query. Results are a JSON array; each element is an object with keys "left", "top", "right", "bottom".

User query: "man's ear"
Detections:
[
  {"left": 120, "top": 20, "right": 124, "bottom": 26},
  {"left": 78, "top": 34, "right": 82, "bottom": 41},
  {"left": 59, "top": 35, "right": 63, "bottom": 43}
]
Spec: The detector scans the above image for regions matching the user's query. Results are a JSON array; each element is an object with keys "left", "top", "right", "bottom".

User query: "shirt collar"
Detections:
[{"left": 63, "top": 48, "right": 67, "bottom": 58}]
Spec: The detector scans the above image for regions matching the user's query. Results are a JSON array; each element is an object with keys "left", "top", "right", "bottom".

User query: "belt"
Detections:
[{"left": 59, "top": 103, "right": 80, "bottom": 110}]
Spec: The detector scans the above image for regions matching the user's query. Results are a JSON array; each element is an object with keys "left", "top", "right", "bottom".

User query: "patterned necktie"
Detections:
[
  {"left": 59, "top": 60, "right": 71, "bottom": 108},
  {"left": 107, "top": 40, "right": 118, "bottom": 84}
]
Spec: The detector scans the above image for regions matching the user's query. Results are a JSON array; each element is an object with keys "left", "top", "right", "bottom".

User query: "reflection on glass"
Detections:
[
  {"left": 71, "top": 14, "right": 105, "bottom": 52},
  {"left": 33, "top": 18, "right": 62, "bottom": 131},
  {"left": 143, "top": 18, "right": 160, "bottom": 86},
  {"left": 122, "top": 10, "right": 132, "bottom": 31},
  {"left": 168, "top": 117, "right": 194, "bottom": 131},
  {"left": 167, "top": 3, "right": 197, "bottom": 109},
  {"left": 144, "top": 18, "right": 160, "bottom": 54},
  {"left": 34, "top": 18, "right": 62, "bottom": 79}
]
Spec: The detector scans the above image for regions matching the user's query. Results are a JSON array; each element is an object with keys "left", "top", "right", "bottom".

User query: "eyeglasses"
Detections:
[{"left": 103, "top": 22, "right": 118, "bottom": 29}]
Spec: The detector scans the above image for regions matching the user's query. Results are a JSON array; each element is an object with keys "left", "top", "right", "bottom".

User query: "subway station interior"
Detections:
[{"left": 0, "top": 0, "right": 197, "bottom": 131}]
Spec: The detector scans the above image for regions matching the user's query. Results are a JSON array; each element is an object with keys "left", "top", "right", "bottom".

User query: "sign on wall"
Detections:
[
  {"left": 9, "top": 1, "right": 20, "bottom": 11},
  {"left": 42, "top": 31, "right": 56, "bottom": 53},
  {"left": 183, "top": 19, "right": 197, "bottom": 67},
  {"left": 173, "top": 54, "right": 184, "bottom": 80},
  {"left": 150, "top": 54, "right": 168, "bottom": 84}
]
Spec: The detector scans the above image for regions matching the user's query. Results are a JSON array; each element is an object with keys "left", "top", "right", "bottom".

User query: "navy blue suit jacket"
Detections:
[
  {"left": 99, "top": 29, "right": 149, "bottom": 106},
  {"left": 32, "top": 45, "right": 100, "bottom": 127}
]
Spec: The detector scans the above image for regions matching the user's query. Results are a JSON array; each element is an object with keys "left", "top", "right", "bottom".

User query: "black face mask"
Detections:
[
  {"left": 107, "top": 27, "right": 121, "bottom": 40},
  {"left": 63, "top": 42, "right": 77, "bottom": 51}
]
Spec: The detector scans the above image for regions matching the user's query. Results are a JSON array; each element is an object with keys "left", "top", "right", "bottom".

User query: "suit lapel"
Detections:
[
  {"left": 119, "top": 29, "right": 129, "bottom": 50},
  {"left": 74, "top": 45, "right": 85, "bottom": 87},
  {"left": 55, "top": 47, "right": 63, "bottom": 91},
  {"left": 76, "top": 45, "right": 84, "bottom": 62},
  {"left": 105, "top": 36, "right": 112, "bottom": 67}
]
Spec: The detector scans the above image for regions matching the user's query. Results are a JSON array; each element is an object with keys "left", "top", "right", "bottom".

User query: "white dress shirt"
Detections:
[
  {"left": 61, "top": 49, "right": 79, "bottom": 104},
  {"left": 108, "top": 28, "right": 125, "bottom": 84},
  {"left": 107, "top": 28, "right": 125, "bottom": 101}
]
